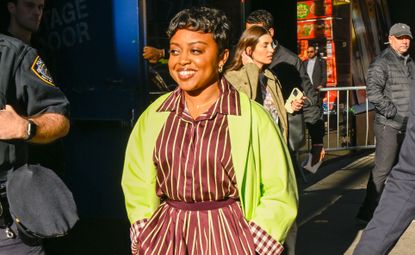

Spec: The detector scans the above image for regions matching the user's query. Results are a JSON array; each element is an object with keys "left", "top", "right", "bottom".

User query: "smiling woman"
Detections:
[
  {"left": 168, "top": 29, "right": 227, "bottom": 118},
  {"left": 122, "top": 6, "right": 298, "bottom": 255},
  {"left": 166, "top": 7, "right": 230, "bottom": 119}
]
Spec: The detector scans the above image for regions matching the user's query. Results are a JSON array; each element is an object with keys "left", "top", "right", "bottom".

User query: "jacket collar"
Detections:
[
  {"left": 387, "top": 46, "right": 412, "bottom": 63},
  {"left": 156, "top": 78, "right": 241, "bottom": 117}
]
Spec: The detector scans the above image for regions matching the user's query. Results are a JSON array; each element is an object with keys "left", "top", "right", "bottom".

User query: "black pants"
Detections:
[
  {"left": 359, "top": 123, "right": 405, "bottom": 218},
  {"left": 0, "top": 222, "right": 44, "bottom": 255},
  {"left": 283, "top": 222, "right": 297, "bottom": 255},
  {"left": 354, "top": 151, "right": 415, "bottom": 254},
  {"left": 306, "top": 119, "right": 324, "bottom": 145}
]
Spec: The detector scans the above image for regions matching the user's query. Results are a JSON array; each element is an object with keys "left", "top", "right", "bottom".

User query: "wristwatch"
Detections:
[{"left": 25, "top": 119, "right": 37, "bottom": 141}]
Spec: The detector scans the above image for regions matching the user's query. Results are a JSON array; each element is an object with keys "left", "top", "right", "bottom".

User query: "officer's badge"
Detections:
[{"left": 31, "top": 56, "right": 55, "bottom": 86}]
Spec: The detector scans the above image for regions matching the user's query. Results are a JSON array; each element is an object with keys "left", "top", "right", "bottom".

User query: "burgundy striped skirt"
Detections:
[{"left": 136, "top": 199, "right": 256, "bottom": 255}]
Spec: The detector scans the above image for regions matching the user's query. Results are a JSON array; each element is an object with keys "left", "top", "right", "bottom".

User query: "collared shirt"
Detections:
[
  {"left": 129, "top": 78, "right": 284, "bottom": 255},
  {"left": 306, "top": 57, "right": 317, "bottom": 85},
  {"left": 155, "top": 78, "right": 241, "bottom": 202}
]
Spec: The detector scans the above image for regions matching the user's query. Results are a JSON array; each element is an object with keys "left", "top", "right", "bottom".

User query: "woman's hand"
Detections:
[
  {"left": 291, "top": 96, "right": 305, "bottom": 112},
  {"left": 242, "top": 51, "right": 254, "bottom": 65}
]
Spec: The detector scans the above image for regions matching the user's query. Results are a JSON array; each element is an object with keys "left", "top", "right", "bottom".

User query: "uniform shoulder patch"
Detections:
[{"left": 31, "top": 56, "right": 55, "bottom": 86}]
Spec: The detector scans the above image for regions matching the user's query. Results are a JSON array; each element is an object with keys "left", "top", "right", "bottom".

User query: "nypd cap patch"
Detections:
[{"left": 31, "top": 56, "right": 55, "bottom": 86}]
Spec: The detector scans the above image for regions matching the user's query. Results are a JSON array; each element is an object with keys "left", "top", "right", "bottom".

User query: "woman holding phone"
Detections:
[{"left": 225, "top": 26, "right": 304, "bottom": 143}]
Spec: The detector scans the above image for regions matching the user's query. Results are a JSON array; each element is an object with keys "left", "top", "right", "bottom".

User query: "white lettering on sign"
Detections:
[{"left": 43, "top": 0, "right": 90, "bottom": 49}]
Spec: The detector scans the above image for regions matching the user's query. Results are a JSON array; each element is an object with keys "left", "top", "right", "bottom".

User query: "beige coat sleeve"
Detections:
[{"left": 224, "top": 63, "right": 260, "bottom": 99}]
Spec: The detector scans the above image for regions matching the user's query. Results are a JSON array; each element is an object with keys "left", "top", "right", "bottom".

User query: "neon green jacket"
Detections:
[{"left": 121, "top": 91, "right": 298, "bottom": 243}]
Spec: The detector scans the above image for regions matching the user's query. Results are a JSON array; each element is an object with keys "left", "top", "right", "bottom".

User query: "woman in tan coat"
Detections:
[{"left": 225, "top": 26, "right": 303, "bottom": 142}]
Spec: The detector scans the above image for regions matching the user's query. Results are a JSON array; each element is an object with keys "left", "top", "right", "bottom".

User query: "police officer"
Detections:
[{"left": 0, "top": 33, "right": 69, "bottom": 254}]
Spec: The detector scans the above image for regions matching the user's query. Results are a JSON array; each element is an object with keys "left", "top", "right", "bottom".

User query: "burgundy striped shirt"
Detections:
[
  {"left": 154, "top": 80, "right": 241, "bottom": 202},
  {"left": 130, "top": 79, "right": 283, "bottom": 255}
]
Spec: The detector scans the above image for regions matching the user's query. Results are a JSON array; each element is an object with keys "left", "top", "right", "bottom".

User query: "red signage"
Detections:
[
  {"left": 297, "top": 19, "right": 333, "bottom": 40},
  {"left": 297, "top": 1, "right": 332, "bottom": 20}
]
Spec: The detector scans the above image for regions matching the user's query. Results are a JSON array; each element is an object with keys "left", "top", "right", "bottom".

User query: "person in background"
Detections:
[
  {"left": 302, "top": 45, "right": 326, "bottom": 171},
  {"left": 122, "top": 6, "right": 298, "bottom": 255},
  {"left": 245, "top": 10, "right": 323, "bottom": 173},
  {"left": 142, "top": 46, "right": 168, "bottom": 64},
  {"left": 356, "top": 23, "right": 415, "bottom": 224},
  {"left": 3, "top": 0, "right": 43, "bottom": 45},
  {"left": 225, "top": 25, "right": 304, "bottom": 143},
  {"left": 244, "top": 10, "right": 320, "bottom": 255},
  {"left": 2, "top": 0, "right": 51, "bottom": 63},
  {"left": 304, "top": 45, "right": 327, "bottom": 91}
]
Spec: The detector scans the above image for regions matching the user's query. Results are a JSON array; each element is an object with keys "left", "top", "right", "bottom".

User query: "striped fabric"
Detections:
[
  {"left": 136, "top": 201, "right": 256, "bottom": 255},
  {"left": 154, "top": 80, "right": 240, "bottom": 203},
  {"left": 130, "top": 210, "right": 284, "bottom": 255},
  {"left": 130, "top": 79, "right": 283, "bottom": 255}
]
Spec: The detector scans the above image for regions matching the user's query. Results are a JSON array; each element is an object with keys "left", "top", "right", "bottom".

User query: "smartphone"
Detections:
[{"left": 285, "top": 88, "right": 303, "bottom": 113}]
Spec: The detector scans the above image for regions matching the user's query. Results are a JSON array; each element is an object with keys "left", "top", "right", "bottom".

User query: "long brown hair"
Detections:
[{"left": 226, "top": 25, "right": 271, "bottom": 71}]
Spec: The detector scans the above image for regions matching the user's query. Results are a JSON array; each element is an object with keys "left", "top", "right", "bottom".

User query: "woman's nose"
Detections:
[
  {"left": 34, "top": 7, "right": 42, "bottom": 16},
  {"left": 179, "top": 52, "right": 191, "bottom": 65}
]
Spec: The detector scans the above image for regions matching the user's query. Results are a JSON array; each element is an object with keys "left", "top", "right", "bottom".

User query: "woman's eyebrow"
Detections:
[{"left": 170, "top": 41, "right": 209, "bottom": 46}]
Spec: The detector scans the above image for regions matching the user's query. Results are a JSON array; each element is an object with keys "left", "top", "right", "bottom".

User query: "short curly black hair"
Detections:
[
  {"left": 166, "top": 6, "right": 231, "bottom": 56},
  {"left": 246, "top": 9, "right": 274, "bottom": 31}
]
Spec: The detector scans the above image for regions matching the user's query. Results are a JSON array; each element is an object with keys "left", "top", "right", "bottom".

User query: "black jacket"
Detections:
[
  {"left": 269, "top": 43, "right": 321, "bottom": 124},
  {"left": 367, "top": 46, "right": 414, "bottom": 130},
  {"left": 303, "top": 57, "right": 327, "bottom": 90}
]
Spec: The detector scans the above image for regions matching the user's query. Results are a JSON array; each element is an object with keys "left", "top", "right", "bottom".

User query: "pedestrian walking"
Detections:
[
  {"left": 225, "top": 25, "right": 304, "bottom": 143},
  {"left": 356, "top": 23, "right": 414, "bottom": 223},
  {"left": 302, "top": 45, "right": 327, "bottom": 172}
]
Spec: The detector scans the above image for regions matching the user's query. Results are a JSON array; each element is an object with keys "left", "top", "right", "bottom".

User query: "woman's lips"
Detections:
[{"left": 178, "top": 69, "right": 196, "bottom": 80}]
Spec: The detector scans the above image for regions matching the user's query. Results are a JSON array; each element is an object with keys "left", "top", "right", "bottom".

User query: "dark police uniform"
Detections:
[
  {"left": 1, "top": 31, "right": 67, "bottom": 177},
  {"left": 0, "top": 33, "right": 69, "bottom": 254}
]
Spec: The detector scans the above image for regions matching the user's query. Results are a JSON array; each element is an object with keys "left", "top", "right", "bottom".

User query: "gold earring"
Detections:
[{"left": 218, "top": 65, "right": 223, "bottom": 73}]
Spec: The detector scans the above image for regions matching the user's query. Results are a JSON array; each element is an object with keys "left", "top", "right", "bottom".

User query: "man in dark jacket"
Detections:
[
  {"left": 246, "top": 9, "right": 324, "bottom": 255},
  {"left": 356, "top": 23, "right": 415, "bottom": 223},
  {"left": 246, "top": 10, "right": 323, "bottom": 171},
  {"left": 303, "top": 45, "right": 327, "bottom": 91},
  {"left": 302, "top": 45, "right": 326, "bottom": 167}
]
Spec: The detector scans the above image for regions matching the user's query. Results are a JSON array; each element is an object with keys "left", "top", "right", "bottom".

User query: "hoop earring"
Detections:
[{"left": 218, "top": 65, "right": 223, "bottom": 73}]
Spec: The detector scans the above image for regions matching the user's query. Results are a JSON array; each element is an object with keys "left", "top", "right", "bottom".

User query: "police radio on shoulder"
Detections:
[{"left": 25, "top": 120, "right": 37, "bottom": 141}]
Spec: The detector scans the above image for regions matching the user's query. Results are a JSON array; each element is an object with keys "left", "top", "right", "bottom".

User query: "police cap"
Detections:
[{"left": 6, "top": 164, "right": 78, "bottom": 238}]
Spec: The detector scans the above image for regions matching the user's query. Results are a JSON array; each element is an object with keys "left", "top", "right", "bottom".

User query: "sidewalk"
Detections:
[{"left": 296, "top": 151, "right": 415, "bottom": 255}]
